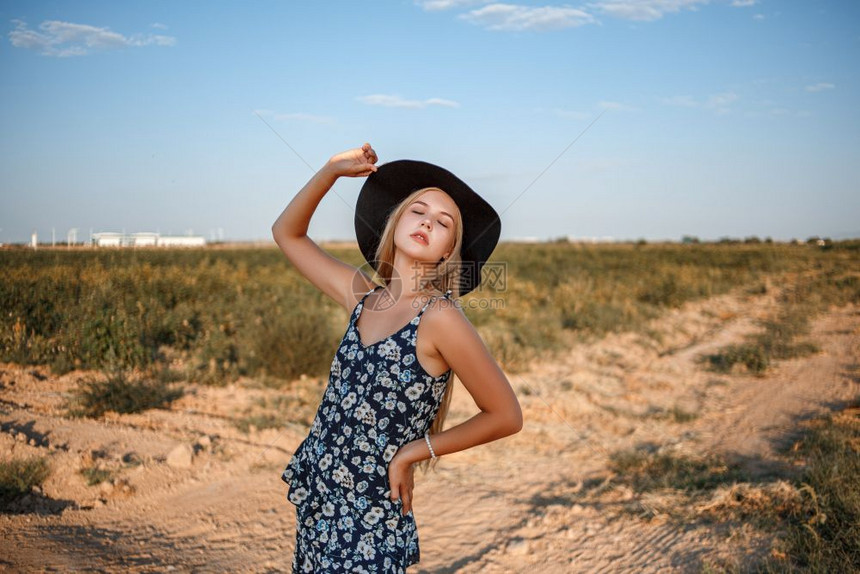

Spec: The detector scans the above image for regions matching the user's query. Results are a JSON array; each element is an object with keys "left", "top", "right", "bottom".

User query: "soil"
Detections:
[{"left": 1, "top": 285, "right": 858, "bottom": 573}]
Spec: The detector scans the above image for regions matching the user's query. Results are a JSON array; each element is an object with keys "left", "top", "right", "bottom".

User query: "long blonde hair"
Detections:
[{"left": 372, "top": 187, "right": 464, "bottom": 474}]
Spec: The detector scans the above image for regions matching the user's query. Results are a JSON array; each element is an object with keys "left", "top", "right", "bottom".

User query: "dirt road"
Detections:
[{"left": 2, "top": 288, "right": 857, "bottom": 572}]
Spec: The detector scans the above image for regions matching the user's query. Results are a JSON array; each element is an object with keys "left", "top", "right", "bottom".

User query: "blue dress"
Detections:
[{"left": 281, "top": 285, "right": 453, "bottom": 572}]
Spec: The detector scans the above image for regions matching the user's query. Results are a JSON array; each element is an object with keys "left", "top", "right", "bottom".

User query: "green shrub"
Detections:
[
  {"left": 608, "top": 449, "right": 746, "bottom": 492},
  {"left": 0, "top": 457, "right": 51, "bottom": 504},
  {"left": 67, "top": 368, "right": 184, "bottom": 418},
  {"left": 232, "top": 413, "right": 283, "bottom": 434},
  {"left": 761, "top": 398, "right": 860, "bottom": 572},
  {"left": 705, "top": 343, "right": 769, "bottom": 375},
  {"left": 703, "top": 277, "right": 835, "bottom": 376},
  {"left": 240, "top": 303, "right": 339, "bottom": 383},
  {"left": 80, "top": 467, "right": 113, "bottom": 486},
  {"left": 1, "top": 242, "right": 857, "bottom": 379}
]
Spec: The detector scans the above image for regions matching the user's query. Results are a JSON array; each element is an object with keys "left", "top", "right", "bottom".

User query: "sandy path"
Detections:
[{"left": 1, "top": 287, "right": 858, "bottom": 572}]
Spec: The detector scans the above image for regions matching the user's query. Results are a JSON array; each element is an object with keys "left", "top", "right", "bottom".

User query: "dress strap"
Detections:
[
  {"left": 354, "top": 284, "right": 381, "bottom": 314},
  {"left": 362, "top": 285, "right": 382, "bottom": 302},
  {"left": 417, "top": 289, "right": 453, "bottom": 318}
]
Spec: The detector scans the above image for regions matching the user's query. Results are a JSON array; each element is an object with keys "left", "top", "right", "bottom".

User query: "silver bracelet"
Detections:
[{"left": 424, "top": 431, "right": 437, "bottom": 459}]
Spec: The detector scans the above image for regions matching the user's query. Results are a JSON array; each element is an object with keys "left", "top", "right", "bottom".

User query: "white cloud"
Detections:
[
  {"left": 357, "top": 94, "right": 461, "bottom": 108},
  {"left": 753, "top": 13, "right": 765, "bottom": 20},
  {"left": 415, "top": 0, "right": 489, "bottom": 10},
  {"left": 805, "top": 82, "right": 835, "bottom": 93},
  {"left": 420, "top": 0, "right": 771, "bottom": 31},
  {"left": 661, "top": 95, "right": 699, "bottom": 107},
  {"left": 704, "top": 91, "right": 738, "bottom": 108},
  {"left": 662, "top": 91, "right": 738, "bottom": 113},
  {"left": 151, "top": 23, "right": 169, "bottom": 30},
  {"left": 587, "top": 0, "right": 709, "bottom": 22},
  {"left": 598, "top": 100, "right": 637, "bottom": 111},
  {"left": 743, "top": 98, "right": 813, "bottom": 120},
  {"left": 424, "top": 97, "right": 461, "bottom": 107},
  {"left": 459, "top": 4, "right": 595, "bottom": 31},
  {"left": 8, "top": 19, "right": 176, "bottom": 57},
  {"left": 747, "top": 107, "right": 811, "bottom": 119}
]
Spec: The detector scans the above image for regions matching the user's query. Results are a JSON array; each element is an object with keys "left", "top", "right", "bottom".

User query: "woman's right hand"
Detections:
[{"left": 326, "top": 142, "right": 379, "bottom": 178}]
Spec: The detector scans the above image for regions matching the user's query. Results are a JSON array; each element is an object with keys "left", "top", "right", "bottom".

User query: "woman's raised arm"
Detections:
[{"left": 271, "top": 143, "right": 379, "bottom": 311}]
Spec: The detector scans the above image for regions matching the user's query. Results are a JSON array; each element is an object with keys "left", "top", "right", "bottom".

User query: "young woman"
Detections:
[{"left": 274, "top": 142, "right": 523, "bottom": 572}]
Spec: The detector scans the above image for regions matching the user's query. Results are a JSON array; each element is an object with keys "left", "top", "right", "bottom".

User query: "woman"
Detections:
[{"left": 274, "top": 142, "right": 523, "bottom": 572}]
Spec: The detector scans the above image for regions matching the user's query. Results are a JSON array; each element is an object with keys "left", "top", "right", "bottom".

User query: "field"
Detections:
[{"left": 1, "top": 241, "right": 859, "bottom": 572}]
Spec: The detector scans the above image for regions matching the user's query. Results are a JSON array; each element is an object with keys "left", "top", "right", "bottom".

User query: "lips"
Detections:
[{"left": 410, "top": 231, "right": 429, "bottom": 245}]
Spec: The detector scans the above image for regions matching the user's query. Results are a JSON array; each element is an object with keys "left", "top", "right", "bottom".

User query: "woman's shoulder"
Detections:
[
  {"left": 420, "top": 291, "right": 470, "bottom": 330},
  {"left": 418, "top": 295, "right": 489, "bottom": 360}
]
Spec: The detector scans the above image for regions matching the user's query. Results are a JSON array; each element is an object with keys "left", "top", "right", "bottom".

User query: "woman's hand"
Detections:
[
  {"left": 388, "top": 449, "right": 416, "bottom": 516},
  {"left": 326, "top": 142, "right": 378, "bottom": 178}
]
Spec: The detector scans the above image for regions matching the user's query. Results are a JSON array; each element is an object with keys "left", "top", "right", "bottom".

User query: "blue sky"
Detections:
[{"left": 1, "top": 0, "right": 857, "bottom": 244}]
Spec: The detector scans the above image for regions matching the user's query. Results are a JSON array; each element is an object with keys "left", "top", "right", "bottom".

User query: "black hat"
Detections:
[{"left": 355, "top": 159, "right": 501, "bottom": 297}]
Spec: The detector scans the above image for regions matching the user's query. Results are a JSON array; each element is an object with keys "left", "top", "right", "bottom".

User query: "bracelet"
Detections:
[{"left": 424, "top": 431, "right": 437, "bottom": 460}]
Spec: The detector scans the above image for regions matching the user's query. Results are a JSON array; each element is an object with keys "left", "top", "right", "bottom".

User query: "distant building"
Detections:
[
  {"left": 92, "top": 232, "right": 206, "bottom": 248},
  {"left": 132, "top": 232, "right": 159, "bottom": 247},
  {"left": 564, "top": 235, "right": 616, "bottom": 243},
  {"left": 93, "top": 232, "right": 123, "bottom": 247},
  {"left": 158, "top": 235, "right": 206, "bottom": 247}
]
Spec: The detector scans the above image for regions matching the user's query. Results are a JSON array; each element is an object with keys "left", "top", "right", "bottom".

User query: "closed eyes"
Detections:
[{"left": 411, "top": 209, "right": 449, "bottom": 228}]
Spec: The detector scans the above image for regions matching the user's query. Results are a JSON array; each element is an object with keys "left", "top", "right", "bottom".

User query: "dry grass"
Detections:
[
  {"left": 0, "top": 457, "right": 51, "bottom": 505},
  {"left": 4, "top": 241, "right": 857, "bottom": 381},
  {"left": 574, "top": 398, "right": 860, "bottom": 572},
  {"left": 66, "top": 367, "right": 184, "bottom": 419},
  {"left": 703, "top": 270, "right": 859, "bottom": 376}
]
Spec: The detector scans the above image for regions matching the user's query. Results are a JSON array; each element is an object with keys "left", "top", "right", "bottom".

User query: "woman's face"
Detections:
[{"left": 394, "top": 189, "right": 459, "bottom": 265}]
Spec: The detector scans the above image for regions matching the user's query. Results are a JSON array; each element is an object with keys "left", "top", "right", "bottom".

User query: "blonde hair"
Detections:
[
  {"left": 372, "top": 187, "right": 463, "bottom": 474},
  {"left": 373, "top": 187, "right": 464, "bottom": 298}
]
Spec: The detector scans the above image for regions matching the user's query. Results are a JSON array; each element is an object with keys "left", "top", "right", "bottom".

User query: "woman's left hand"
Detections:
[{"left": 388, "top": 450, "right": 416, "bottom": 516}]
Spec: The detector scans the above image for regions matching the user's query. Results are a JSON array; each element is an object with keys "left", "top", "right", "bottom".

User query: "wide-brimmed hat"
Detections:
[{"left": 354, "top": 159, "right": 501, "bottom": 297}]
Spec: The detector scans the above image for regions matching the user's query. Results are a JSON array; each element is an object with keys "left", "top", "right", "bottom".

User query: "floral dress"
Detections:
[{"left": 281, "top": 285, "right": 453, "bottom": 572}]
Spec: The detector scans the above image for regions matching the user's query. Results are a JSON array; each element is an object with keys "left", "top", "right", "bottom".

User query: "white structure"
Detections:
[
  {"left": 564, "top": 235, "right": 617, "bottom": 243},
  {"left": 132, "top": 232, "right": 159, "bottom": 247},
  {"left": 92, "top": 231, "right": 206, "bottom": 248},
  {"left": 92, "top": 232, "right": 124, "bottom": 247},
  {"left": 158, "top": 235, "right": 206, "bottom": 247}
]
